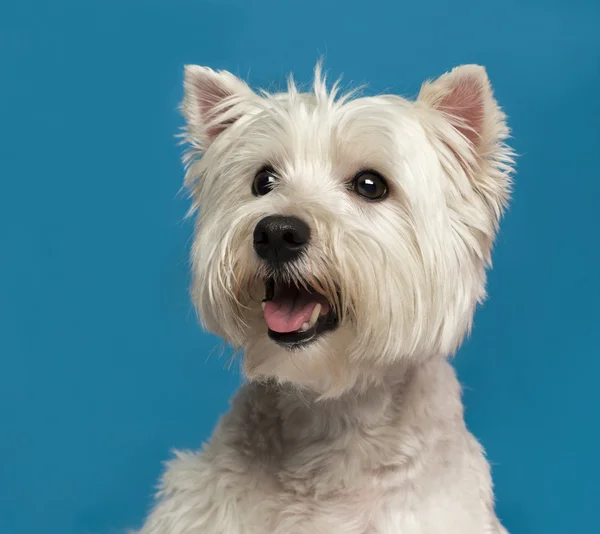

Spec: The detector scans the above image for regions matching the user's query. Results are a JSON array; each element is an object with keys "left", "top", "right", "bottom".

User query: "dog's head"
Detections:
[{"left": 182, "top": 64, "right": 513, "bottom": 396}]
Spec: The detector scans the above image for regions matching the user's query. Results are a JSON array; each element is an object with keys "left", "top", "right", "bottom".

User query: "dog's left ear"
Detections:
[
  {"left": 183, "top": 65, "right": 256, "bottom": 148},
  {"left": 418, "top": 65, "right": 513, "bottom": 219},
  {"left": 418, "top": 65, "right": 508, "bottom": 158}
]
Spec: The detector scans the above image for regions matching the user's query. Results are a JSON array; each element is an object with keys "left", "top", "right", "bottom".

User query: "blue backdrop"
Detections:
[{"left": 1, "top": 1, "right": 599, "bottom": 533}]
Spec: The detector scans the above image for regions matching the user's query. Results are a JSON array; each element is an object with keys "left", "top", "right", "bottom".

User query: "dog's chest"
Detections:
[
  {"left": 256, "top": 441, "right": 414, "bottom": 534},
  {"left": 255, "top": 482, "right": 432, "bottom": 534},
  {"left": 262, "top": 486, "right": 386, "bottom": 534},
  {"left": 238, "top": 382, "right": 417, "bottom": 533},
  {"left": 231, "top": 378, "right": 480, "bottom": 534}
]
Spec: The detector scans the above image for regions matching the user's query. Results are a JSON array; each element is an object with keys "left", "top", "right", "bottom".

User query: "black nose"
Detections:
[{"left": 253, "top": 215, "right": 310, "bottom": 264}]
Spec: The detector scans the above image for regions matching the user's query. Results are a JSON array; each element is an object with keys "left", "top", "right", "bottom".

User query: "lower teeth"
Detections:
[{"left": 298, "top": 304, "right": 322, "bottom": 333}]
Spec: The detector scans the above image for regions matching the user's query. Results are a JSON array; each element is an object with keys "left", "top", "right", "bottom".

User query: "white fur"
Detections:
[{"left": 136, "top": 62, "right": 514, "bottom": 533}]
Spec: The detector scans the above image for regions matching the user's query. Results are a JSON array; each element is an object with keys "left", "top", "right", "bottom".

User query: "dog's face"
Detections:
[{"left": 182, "top": 64, "right": 513, "bottom": 396}]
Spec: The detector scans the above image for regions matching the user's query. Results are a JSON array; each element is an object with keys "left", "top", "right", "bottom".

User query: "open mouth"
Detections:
[{"left": 261, "top": 278, "right": 339, "bottom": 348}]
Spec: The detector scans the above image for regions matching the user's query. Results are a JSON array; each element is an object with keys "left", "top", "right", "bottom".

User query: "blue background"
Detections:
[{"left": 1, "top": 1, "right": 599, "bottom": 533}]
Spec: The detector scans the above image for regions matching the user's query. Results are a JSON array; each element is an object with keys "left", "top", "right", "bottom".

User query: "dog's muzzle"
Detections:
[{"left": 252, "top": 215, "right": 339, "bottom": 348}]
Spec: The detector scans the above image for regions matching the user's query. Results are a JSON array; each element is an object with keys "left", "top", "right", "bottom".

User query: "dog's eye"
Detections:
[
  {"left": 352, "top": 171, "right": 388, "bottom": 200},
  {"left": 253, "top": 168, "right": 278, "bottom": 196}
]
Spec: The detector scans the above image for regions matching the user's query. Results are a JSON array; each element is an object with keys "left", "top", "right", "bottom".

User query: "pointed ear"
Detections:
[
  {"left": 418, "top": 65, "right": 505, "bottom": 154},
  {"left": 419, "top": 65, "right": 514, "bottom": 227},
  {"left": 183, "top": 65, "right": 256, "bottom": 147}
]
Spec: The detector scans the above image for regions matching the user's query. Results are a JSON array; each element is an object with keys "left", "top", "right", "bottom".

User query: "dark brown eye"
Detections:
[
  {"left": 252, "top": 168, "right": 278, "bottom": 196},
  {"left": 352, "top": 171, "right": 388, "bottom": 200}
]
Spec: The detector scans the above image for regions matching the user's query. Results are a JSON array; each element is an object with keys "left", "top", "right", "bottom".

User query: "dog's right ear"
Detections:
[{"left": 183, "top": 65, "right": 256, "bottom": 148}]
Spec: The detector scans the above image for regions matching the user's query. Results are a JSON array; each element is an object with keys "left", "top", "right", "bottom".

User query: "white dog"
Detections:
[{"left": 137, "top": 62, "right": 514, "bottom": 533}]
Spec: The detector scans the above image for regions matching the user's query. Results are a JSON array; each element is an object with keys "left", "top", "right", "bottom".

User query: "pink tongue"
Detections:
[{"left": 264, "top": 294, "right": 320, "bottom": 334}]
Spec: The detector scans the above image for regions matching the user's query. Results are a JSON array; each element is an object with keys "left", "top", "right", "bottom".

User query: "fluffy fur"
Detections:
[{"left": 137, "top": 62, "right": 514, "bottom": 533}]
